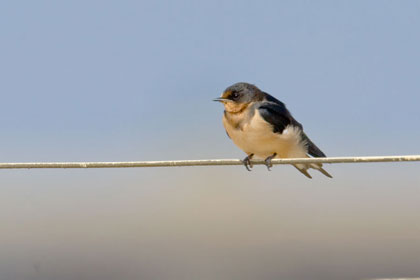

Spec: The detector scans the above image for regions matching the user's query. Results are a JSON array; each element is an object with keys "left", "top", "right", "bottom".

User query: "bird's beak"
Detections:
[{"left": 213, "top": 97, "right": 229, "bottom": 103}]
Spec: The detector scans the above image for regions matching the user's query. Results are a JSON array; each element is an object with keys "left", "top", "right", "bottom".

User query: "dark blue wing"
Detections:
[
  {"left": 258, "top": 92, "right": 302, "bottom": 133},
  {"left": 259, "top": 92, "right": 326, "bottom": 158},
  {"left": 301, "top": 132, "right": 326, "bottom": 157},
  {"left": 258, "top": 102, "right": 295, "bottom": 134}
]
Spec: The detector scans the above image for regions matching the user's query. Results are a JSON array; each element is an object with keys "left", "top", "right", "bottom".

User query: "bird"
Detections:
[{"left": 214, "top": 82, "right": 332, "bottom": 178}]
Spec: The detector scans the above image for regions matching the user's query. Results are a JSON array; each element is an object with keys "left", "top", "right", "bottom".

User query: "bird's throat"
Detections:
[
  {"left": 223, "top": 102, "right": 249, "bottom": 114},
  {"left": 223, "top": 103, "right": 254, "bottom": 130}
]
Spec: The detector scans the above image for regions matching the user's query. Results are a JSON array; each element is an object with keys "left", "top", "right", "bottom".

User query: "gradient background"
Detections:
[{"left": 1, "top": 1, "right": 420, "bottom": 279}]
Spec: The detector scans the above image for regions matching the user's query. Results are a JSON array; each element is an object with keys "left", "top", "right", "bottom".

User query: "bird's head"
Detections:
[{"left": 213, "top": 82, "right": 263, "bottom": 113}]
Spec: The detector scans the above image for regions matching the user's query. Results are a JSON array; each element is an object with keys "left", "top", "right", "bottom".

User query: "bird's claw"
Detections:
[
  {"left": 242, "top": 154, "right": 254, "bottom": 171},
  {"left": 264, "top": 153, "right": 277, "bottom": 171}
]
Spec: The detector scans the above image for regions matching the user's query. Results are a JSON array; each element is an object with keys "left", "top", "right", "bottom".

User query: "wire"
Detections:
[{"left": 0, "top": 155, "right": 419, "bottom": 169}]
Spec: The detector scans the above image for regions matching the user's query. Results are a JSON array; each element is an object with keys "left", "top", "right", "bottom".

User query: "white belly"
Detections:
[{"left": 223, "top": 111, "right": 307, "bottom": 159}]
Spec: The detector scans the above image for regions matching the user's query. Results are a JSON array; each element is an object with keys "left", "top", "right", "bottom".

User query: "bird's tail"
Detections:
[
  {"left": 316, "top": 166, "right": 333, "bottom": 178},
  {"left": 297, "top": 133, "right": 332, "bottom": 178},
  {"left": 293, "top": 165, "right": 312, "bottom": 179},
  {"left": 293, "top": 164, "right": 332, "bottom": 179},
  {"left": 293, "top": 155, "right": 333, "bottom": 179}
]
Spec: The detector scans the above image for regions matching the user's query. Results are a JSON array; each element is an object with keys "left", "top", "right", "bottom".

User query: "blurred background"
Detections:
[{"left": 1, "top": 1, "right": 420, "bottom": 279}]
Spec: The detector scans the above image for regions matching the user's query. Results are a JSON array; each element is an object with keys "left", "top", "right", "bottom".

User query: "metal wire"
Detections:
[{"left": 0, "top": 155, "right": 419, "bottom": 169}]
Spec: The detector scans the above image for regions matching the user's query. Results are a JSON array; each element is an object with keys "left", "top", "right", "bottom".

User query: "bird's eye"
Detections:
[{"left": 231, "top": 92, "right": 239, "bottom": 99}]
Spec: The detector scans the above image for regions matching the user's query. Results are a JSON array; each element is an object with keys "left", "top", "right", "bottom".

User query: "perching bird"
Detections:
[{"left": 214, "top": 82, "right": 332, "bottom": 178}]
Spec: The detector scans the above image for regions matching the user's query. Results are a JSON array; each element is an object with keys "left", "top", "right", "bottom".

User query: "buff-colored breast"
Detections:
[{"left": 223, "top": 110, "right": 307, "bottom": 159}]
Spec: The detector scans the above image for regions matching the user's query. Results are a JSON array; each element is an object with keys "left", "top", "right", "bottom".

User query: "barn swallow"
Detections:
[{"left": 214, "top": 82, "right": 332, "bottom": 178}]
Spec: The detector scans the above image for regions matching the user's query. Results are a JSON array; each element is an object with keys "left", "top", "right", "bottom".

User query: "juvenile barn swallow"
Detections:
[{"left": 214, "top": 82, "right": 332, "bottom": 178}]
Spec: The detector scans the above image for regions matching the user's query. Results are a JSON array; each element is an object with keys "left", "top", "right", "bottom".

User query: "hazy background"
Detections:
[{"left": 1, "top": 1, "right": 420, "bottom": 279}]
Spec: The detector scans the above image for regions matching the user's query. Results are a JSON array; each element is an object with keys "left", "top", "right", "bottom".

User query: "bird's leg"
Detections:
[
  {"left": 264, "top": 153, "right": 277, "bottom": 171},
  {"left": 242, "top": 153, "right": 254, "bottom": 171}
]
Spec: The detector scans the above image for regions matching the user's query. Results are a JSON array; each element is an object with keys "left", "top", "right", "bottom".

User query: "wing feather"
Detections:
[{"left": 259, "top": 92, "right": 327, "bottom": 158}]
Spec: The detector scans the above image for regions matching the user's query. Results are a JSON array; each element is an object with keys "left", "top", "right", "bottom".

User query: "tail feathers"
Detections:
[
  {"left": 301, "top": 132, "right": 326, "bottom": 158},
  {"left": 293, "top": 165, "right": 312, "bottom": 179},
  {"left": 317, "top": 167, "right": 333, "bottom": 178},
  {"left": 293, "top": 164, "right": 332, "bottom": 179}
]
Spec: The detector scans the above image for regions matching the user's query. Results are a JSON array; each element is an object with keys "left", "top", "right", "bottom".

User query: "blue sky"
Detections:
[{"left": 1, "top": 1, "right": 420, "bottom": 279}]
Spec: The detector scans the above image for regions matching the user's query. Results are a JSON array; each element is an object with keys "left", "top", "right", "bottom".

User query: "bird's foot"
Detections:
[
  {"left": 264, "top": 153, "right": 277, "bottom": 171},
  {"left": 242, "top": 154, "right": 254, "bottom": 171}
]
